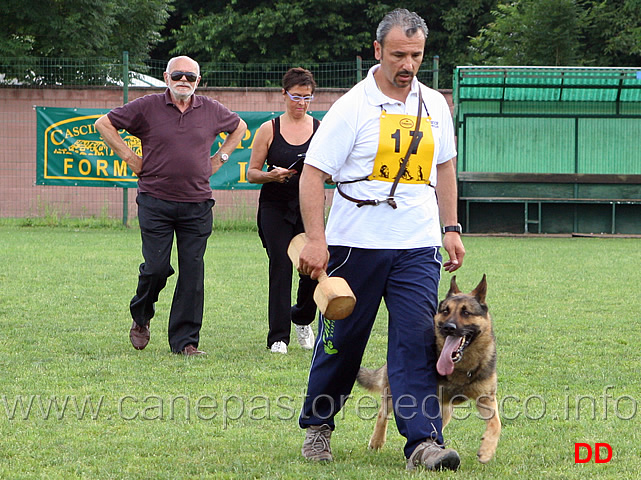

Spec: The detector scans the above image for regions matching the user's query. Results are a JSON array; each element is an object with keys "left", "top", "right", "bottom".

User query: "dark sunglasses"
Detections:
[{"left": 170, "top": 71, "right": 198, "bottom": 82}]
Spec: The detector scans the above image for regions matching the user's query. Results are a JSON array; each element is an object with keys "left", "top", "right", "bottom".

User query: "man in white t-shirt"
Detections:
[{"left": 297, "top": 8, "right": 465, "bottom": 472}]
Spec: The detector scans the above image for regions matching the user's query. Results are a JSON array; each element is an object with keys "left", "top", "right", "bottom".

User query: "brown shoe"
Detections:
[
  {"left": 180, "top": 344, "right": 207, "bottom": 356},
  {"left": 129, "top": 321, "right": 150, "bottom": 350},
  {"left": 406, "top": 440, "right": 460, "bottom": 471},
  {"left": 301, "top": 424, "right": 333, "bottom": 461}
]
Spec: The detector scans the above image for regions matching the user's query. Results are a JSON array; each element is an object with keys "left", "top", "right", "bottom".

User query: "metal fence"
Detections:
[
  {"left": 1, "top": 54, "right": 439, "bottom": 89},
  {"left": 0, "top": 55, "right": 441, "bottom": 224}
]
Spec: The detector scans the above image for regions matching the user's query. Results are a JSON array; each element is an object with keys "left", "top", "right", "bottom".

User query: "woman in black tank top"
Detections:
[{"left": 248, "top": 68, "right": 320, "bottom": 354}]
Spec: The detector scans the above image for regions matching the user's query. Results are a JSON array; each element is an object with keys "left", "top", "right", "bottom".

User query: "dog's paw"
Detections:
[
  {"left": 477, "top": 447, "right": 495, "bottom": 463},
  {"left": 368, "top": 438, "right": 385, "bottom": 450}
]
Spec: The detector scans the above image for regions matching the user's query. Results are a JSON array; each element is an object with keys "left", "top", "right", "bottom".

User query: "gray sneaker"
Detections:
[
  {"left": 301, "top": 424, "right": 333, "bottom": 461},
  {"left": 406, "top": 440, "right": 460, "bottom": 471},
  {"left": 295, "top": 324, "right": 315, "bottom": 350}
]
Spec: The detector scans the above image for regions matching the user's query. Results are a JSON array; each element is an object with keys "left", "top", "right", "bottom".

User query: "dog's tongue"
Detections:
[{"left": 437, "top": 336, "right": 460, "bottom": 376}]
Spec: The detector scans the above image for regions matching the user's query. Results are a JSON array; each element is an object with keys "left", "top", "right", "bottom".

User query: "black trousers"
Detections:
[
  {"left": 258, "top": 203, "right": 317, "bottom": 348},
  {"left": 130, "top": 193, "right": 214, "bottom": 353}
]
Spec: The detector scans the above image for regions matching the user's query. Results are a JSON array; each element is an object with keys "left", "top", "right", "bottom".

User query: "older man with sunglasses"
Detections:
[{"left": 95, "top": 56, "right": 247, "bottom": 356}]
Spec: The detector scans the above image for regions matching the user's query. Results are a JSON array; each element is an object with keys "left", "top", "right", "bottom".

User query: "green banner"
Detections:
[{"left": 36, "top": 106, "right": 325, "bottom": 189}]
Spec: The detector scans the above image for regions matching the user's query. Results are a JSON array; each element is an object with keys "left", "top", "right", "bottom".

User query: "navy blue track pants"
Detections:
[{"left": 299, "top": 246, "right": 444, "bottom": 457}]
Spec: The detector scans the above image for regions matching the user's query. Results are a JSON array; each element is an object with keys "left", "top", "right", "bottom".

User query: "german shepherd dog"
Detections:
[{"left": 357, "top": 275, "right": 501, "bottom": 463}]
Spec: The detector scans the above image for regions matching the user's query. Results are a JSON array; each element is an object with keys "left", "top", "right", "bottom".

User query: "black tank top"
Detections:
[{"left": 259, "top": 116, "right": 320, "bottom": 205}]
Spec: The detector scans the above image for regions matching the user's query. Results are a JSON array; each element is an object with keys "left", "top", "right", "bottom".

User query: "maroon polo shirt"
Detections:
[{"left": 107, "top": 89, "right": 241, "bottom": 202}]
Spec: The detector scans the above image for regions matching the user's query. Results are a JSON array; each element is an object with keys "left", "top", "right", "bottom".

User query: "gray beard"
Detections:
[{"left": 169, "top": 84, "right": 195, "bottom": 101}]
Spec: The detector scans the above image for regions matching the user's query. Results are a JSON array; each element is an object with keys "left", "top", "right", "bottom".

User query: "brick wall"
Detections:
[{"left": 0, "top": 86, "right": 453, "bottom": 222}]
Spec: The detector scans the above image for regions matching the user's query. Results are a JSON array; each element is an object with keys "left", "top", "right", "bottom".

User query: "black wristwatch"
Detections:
[{"left": 441, "top": 223, "right": 462, "bottom": 235}]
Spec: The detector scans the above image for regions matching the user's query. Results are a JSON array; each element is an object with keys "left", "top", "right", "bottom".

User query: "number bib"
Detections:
[{"left": 368, "top": 109, "right": 434, "bottom": 184}]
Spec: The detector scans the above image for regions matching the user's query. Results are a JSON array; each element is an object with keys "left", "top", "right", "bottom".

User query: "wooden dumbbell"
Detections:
[{"left": 287, "top": 233, "right": 356, "bottom": 320}]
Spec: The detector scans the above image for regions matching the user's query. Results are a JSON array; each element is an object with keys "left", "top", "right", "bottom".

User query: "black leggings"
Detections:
[{"left": 257, "top": 204, "right": 317, "bottom": 347}]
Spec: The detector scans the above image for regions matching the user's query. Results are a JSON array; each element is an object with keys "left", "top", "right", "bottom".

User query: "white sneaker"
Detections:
[
  {"left": 295, "top": 325, "right": 315, "bottom": 350},
  {"left": 270, "top": 341, "right": 288, "bottom": 354}
]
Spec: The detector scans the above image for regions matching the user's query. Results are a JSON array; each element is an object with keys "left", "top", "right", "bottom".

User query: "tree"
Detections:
[
  {"left": 469, "top": 0, "right": 582, "bottom": 66},
  {"left": 469, "top": 0, "right": 641, "bottom": 67},
  {"left": 149, "top": 0, "right": 218, "bottom": 61},
  {"left": 0, "top": 0, "right": 171, "bottom": 63},
  {"left": 169, "top": 0, "right": 380, "bottom": 64},
  {"left": 580, "top": 0, "right": 641, "bottom": 66},
  {"left": 6, "top": 0, "right": 637, "bottom": 89},
  {"left": 435, "top": 0, "right": 500, "bottom": 85},
  {"left": 167, "top": 0, "right": 500, "bottom": 87}
]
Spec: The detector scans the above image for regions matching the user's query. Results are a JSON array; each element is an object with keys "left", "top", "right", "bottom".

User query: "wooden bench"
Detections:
[{"left": 458, "top": 172, "right": 641, "bottom": 233}]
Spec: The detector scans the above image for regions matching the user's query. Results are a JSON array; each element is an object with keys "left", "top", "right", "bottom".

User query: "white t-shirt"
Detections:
[{"left": 304, "top": 65, "right": 457, "bottom": 249}]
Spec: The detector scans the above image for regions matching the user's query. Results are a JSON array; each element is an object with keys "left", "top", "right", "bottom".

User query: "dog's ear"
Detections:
[
  {"left": 471, "top": 274, "right": 487, "bottom": 305},
  {"left": 446, "top": 275, "right": 461, "bottom": 298}
]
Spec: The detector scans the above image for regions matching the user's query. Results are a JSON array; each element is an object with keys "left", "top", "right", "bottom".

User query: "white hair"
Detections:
[{"left": 166, "top": 56, "right": 200, "bottom": 76}]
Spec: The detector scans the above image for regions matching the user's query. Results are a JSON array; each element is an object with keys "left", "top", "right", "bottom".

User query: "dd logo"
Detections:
[{"left": 575, "top": 443, "right": 612, "bottom": 463}]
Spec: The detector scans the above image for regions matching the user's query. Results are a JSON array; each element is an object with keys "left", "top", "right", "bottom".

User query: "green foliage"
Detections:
[
  {"left": 431, "top": 0, "right": 500, "bottom": 88},
  {"left": 169, "top": 0, "right": 502, "bottom": 87},
  {"left": 580, "top": 0, "right": 641, "bottom": 66},
  {"left": 469, "top": 0, "right": 641, "bottom": 67},
  {"left": 2, "top": 0, "right": 640, "bottom": 88},
  {"left": 470, "top": 0, "right": 582, "bottom": 65},
  {"left": 0, "top": 0, "right": 171, "bottom": 64},
  {"left": 150, "top": 0, "right": 219, "bottom": 60},
  {"left": 171, "top": 0, "right": 380, "bottom": 63}
]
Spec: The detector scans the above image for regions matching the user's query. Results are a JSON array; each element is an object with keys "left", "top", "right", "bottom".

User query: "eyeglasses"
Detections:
[
  {"left": 170, "top": 71, "right": 198, "bottom": 82},
  {"left": 285, "top": 91, "right": 314, "bottom": 102}
]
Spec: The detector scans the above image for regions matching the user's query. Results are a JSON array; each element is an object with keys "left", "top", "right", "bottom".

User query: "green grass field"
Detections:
[{"left": 1, "top": 223, "right": 640, "bottom": 479}]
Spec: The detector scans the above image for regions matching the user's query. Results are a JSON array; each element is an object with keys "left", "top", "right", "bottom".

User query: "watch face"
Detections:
[{"left": 221, "top": 153, "right": 229, "bottom": 162}]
